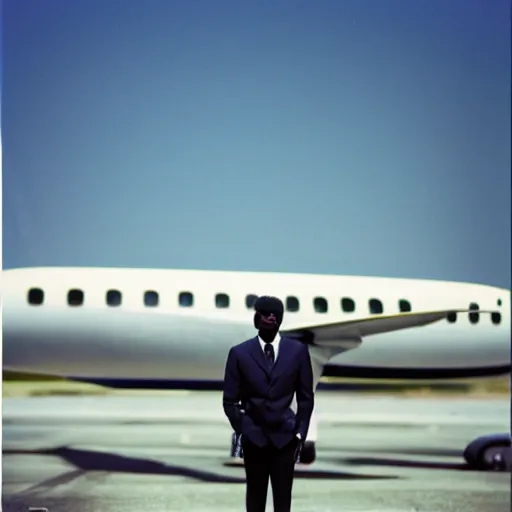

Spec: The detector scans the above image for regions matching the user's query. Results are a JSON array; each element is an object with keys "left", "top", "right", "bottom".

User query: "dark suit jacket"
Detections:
[{"left": 222, "top": 335, "right": 314, "bottom": 449}]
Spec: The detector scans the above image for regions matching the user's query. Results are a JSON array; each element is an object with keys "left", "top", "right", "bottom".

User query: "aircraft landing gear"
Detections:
[
  {"left": 298, "top": 441, "right": 316, "bottom": 464},
  {"left": 463, "top": 433, "right": 511, "bottom": 471}
]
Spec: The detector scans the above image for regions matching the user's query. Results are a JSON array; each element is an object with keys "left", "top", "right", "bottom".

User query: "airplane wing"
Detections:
[{"left": 282, "top": 309, "right": 493, "bottom": 346}]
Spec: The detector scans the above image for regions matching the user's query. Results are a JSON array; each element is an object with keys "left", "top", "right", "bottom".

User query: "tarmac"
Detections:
[{"left": 2, "top": 391, "right": 510, "bottom": 511}]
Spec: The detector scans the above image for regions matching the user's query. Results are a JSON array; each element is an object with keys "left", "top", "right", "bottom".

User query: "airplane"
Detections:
[{"left": 2, "top": 266, "right": 511, "bottom": 470}]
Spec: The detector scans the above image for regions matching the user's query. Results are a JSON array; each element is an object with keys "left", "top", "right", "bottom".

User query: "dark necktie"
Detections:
[{"left": 264, "top": 343, "right": 275, "bottom": 367}]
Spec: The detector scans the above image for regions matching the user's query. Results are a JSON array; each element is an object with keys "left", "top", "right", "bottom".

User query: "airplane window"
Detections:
[
  {"left": 246, "top": 294, "right": 258, "bottom": 309},
  {"left": 341, "top": 297, "right": 355, "bottom": 312},
  {"left": 314, "top": 297, "right": 328, "bottom": 313},
  {"left": 68, "top": 289, "right": 84, "bottom": 306},
  {"left": 468, "top": 302, "right": 479, "bottom": 324},
  {"left": 369, "top": 298, "right": 383, "bottom": 314},
  {"left": 497, "top": 299, "right": 502, "bottom": 306},
  {"left": 399, "top": 299, "right": 411, "bottom": 312},
  {"left": 215, "top": 293, "right": 230, "bottom": 308},
  {"left": 179, "top": 292, "right": 193, "bottom": 307},
  {"left": 447, "top": 311, "right": 457, "bottom": 323},
  {"left": 144, "top": 290, "right": 159, "bottom": 307},
  {"left": 106, "top": 289, "right": 122, "bottom": 307},
  {"left": 491, "top": 312, "right": 501, "bottom": 325},
  {"left": 286, "top": 296, "right": 299, "bottom": 312},
  {"left": 27, "top": 287, "right": 44, "bottom": 306}
]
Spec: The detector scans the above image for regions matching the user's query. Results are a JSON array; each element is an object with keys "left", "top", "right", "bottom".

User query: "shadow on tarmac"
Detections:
[
  {"left": 3, "top": 446, "right": 400, "bottom": 483},
  {"left": 340, "top": 451, "right": 471, "bottom": 471},
  {"left": 314, "top": 446, "right": 473, "bottom": 471}
]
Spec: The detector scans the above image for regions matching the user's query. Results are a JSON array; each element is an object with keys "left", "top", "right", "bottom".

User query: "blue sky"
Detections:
[{"left": 3, "top": 0, "right": 510, "bottom": 288}]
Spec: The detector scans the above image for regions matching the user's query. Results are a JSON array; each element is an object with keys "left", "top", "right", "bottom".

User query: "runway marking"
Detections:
[{"left": 19, "top": 469, "right": 86, "bottom": 496}]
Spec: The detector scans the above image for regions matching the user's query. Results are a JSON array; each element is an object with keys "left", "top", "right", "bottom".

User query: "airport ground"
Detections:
[
  {"left": 2, "top": 379, "right": 510, "bottom": 512},
  {"left": 2, "top": 371, "right": 510, "bottom": 398}
]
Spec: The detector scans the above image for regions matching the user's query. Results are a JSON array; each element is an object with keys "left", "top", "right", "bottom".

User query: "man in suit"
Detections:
[{"left": 222, "top": 295, "right": 315, "bottom": 512}]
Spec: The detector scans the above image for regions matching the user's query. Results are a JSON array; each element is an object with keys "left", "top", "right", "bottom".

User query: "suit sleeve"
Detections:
[
  {"left": 295, "top": 343, "right": 314, "bottom": 440},
  {"left": 222, "top": 347, "right": 244, "bottom": 433}
]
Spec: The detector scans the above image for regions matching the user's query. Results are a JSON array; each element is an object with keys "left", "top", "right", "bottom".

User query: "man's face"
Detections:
[{"left": 256, "top": 310, "right": 282, "bottom": 330}]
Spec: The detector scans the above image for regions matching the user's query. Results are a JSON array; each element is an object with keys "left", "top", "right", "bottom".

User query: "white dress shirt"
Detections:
[{"left": 258, "top": 333, "right": 281, "bottom": 360}]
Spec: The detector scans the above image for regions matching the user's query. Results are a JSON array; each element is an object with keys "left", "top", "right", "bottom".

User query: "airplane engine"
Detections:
[{"left": 298, "top": 441, "right": 316, "bottom": 464}]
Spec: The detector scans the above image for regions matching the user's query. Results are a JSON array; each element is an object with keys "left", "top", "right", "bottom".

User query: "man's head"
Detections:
[{"left": 253, "top": 295, "right": 284, "bottom": 334}]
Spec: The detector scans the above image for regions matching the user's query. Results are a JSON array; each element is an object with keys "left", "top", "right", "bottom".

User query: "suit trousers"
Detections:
[{"left": 242, "top": 436, "right": 298, "bottom": 512}]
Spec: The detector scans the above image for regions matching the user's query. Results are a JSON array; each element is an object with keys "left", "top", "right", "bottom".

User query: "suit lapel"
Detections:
[{"left": 248, "top": 337, "right": 271, "bottom": 377}]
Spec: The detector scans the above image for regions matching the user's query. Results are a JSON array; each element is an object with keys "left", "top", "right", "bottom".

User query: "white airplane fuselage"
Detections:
[{"left": 2, "top": 267, "right": 510, "bottom": 387}]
